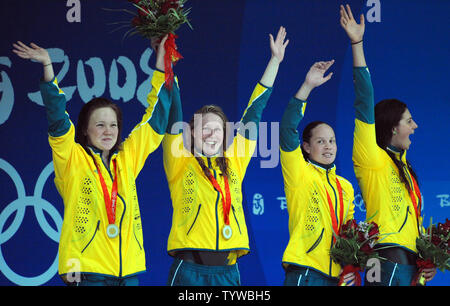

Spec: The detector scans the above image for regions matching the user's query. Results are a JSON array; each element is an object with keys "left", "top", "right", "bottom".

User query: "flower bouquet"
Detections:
[
  {"left": 128, "top": 0, "right": 193, "bottom": 89},
  {"left": 330, "top": 219, "right": 384, "bottom": 286},
  {"left": 412, "top": 218, "right": 450, "bottom": 286}
]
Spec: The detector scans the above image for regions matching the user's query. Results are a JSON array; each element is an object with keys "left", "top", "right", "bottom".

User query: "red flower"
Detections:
[
  {"left": 368, "top": 222, "right": 380, "bottom": 240},
  {"left": 431, "top": 234, "right": 442, "bottom": 247},
  {"left": 341, "top": 219, "right": 357, "bottom": 233},
  {"left": 132, "top": 16, "right": 142, "bottom": 27},
  {"left": 161, "top": 0, "right": 179, "bottom": 14},
  {"left": 360, "top": 243, "right": 374, "bottom": 255},
  {"left": 356, "top": 230, "right": 366, "bottom": 243},
  {"left": 438, "top": 219, "right": 450, "bottom": 236},
  {"left": 340, "top": 219, "right": 357, "bottom": 239},
  {"left": 138, "top": 7, "right": 150, "bottom": 18}
]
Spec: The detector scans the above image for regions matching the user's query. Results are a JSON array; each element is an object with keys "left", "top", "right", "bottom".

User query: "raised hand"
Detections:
[
  {"left": 340, "top": 4, "right": 365, "bottom": 43},
  {"left": 13, "top": 41, "right": 54, "bottom": 81},
  {"left": 259, "top": 26, "right": 289, "bottom": 88},
  {"left": 12, "top": 41, "right": 51, "bottom": 65},
  {"left": 153, "top": 34, "right": 168, "bottom": 71},
  {"left": 269, "top": 26, "right": 289, "bottom": 63},
  {"left": 294, "top": 60, "right": 334, "bottom": 101},
  {"left": 304, "top": 60, "right": 335, "bottom": 89}
]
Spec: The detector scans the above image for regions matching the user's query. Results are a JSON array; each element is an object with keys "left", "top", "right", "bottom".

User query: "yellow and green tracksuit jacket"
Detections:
[
  {"left": 162, "top": 79, "right": 272, "bottom": 263},
  {"left": 40, "top": 70, "right": 171, "bottom": 277},
  {"left": 352, "top": 66, "right": 423, "bottom": 253},
  {"left": 280, "top": 97, "right": 355, "bottom": 278}
]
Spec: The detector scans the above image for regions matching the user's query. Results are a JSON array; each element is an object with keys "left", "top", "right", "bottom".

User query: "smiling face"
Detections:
[
  {"left": 302, "top": 123, "right": 337, "bottom": 165},
  {"left": 86, "top": 107, "right": 118, "bottom": 154},
  {"left": 192, "top": 112, "right": 225, "bottom": 157},
  {"left": 390, "top": 108, "right": 418, "bottom": 150}
]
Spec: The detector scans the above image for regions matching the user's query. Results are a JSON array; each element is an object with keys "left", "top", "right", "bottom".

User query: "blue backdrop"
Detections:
[{"left": 0, "top": 0, "right": 448, "bottom": 286}]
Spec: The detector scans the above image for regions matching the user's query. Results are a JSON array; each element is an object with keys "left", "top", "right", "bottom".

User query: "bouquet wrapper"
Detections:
[
  {"left": 164, "top": 33, "right": 182, "bottom": 90},
  {"left": 411, "top": 259, "right": 434, "bottom": 286},
  {"left": 339, "top": 265, "right": 362, "bottom": 286}
]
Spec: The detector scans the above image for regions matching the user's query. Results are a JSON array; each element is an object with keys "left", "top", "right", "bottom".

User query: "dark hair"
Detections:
[
  {"left": 75, "top": 97, "right": 123, "bottom": 157},
  {"left": 375, "top": 99, "right": 418, "bottom": 191},
  {"left": 188, "top": 105, "right": 229, "bottom": 177},
  {"left": 301, "top": 121, "right": 328, "bottom": 161}
]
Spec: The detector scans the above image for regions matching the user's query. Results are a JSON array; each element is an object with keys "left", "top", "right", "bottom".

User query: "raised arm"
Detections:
[
  {"left": 280, "top": 61, "right": 334, "bottom": 187},
  {"left": 13, "top": 41, "right": 71, "bottom": 139},
  {"left": 228, "top": 27, "right": 288, "bottom": 178},
  {"left": 122, "top": 35, "right": 178, "bottom": 178},
  {"left": 340, "top": 4, "right": 366, "bottom": 68},
  {"left": 281, "top": 60, "right": 334, "bottom": 152},
  {"left": 259, "top": 26, "right": 289, "bottom": 87},
  {"left": 13, "top": 41, "right": 73, "bottom": 195},
  {"left": 340, "top": 4, "right": 383, "bottom": 169},
  {"left": 238, "top": 26, "right": 289, "bottom": 140}
]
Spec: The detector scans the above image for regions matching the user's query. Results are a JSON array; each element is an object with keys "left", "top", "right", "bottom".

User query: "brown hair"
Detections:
[
  {"left": 75, "top": 97, "right": 123, "bottom": 158},
  {"left": 375, "top": 99, "right": 418, "bottom": 192},
  {"left": 188, "top": 105, "right": 229, "bottom": 177},
  {"left": 301, "top": 121, "right": 329, "bottom": 161}
]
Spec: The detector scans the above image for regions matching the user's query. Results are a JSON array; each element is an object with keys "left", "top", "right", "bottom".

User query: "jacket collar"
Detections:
[
  {"left": 386, "top": 145, "right": 407, "bottom": 164},
  {"left": 307, "top": 158, "right": 336, "bottom": 174},
  {"left": 87, "top": 146, "right": 118, "bottom": 165}
]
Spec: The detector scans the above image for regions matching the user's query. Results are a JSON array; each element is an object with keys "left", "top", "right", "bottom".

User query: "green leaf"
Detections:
[{"left": 366, "top": 210, "right": 378, "bottom": 222}]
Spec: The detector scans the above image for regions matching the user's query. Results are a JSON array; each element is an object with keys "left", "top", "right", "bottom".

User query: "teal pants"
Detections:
[
  {"left": 364, "top": 260, "right": 417, "bottom": 286},
  {"left": 284, "top": 266, "right": 338, "bottom": 286},
  {"left": 65, "top": 274, "right": 139, "bottom": 286},
  {"left": 168, "top": 258, "right": 241, "bottom": 286}
]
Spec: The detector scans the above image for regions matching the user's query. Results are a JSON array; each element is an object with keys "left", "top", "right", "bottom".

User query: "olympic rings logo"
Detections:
[{"left": 0, "top": 158, "right": 62, "bottom": 286}]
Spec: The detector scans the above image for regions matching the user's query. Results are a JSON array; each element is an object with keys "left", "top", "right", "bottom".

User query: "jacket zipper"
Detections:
[
  {"left": 117, "top": 194, "right": 126, "bottom": 277},
  {"left": 81, "top": 220, "right": 100, "bottom": 253},
  {"left": 187, "top": 204, "right": 202, "bottom": 235}
]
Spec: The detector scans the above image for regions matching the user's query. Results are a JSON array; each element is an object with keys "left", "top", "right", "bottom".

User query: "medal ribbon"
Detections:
[
  {"left": 408, "top": 174, "right": 422, "bottom": 224},
  {"left": 325, "top": 178, "right": 344, "bottom": 240},
  {"left": 94, "top": 159, "right": 118, "bottom": 225},
  {"left": 205, "top": 170, "right": 231, "bottom": 226}
]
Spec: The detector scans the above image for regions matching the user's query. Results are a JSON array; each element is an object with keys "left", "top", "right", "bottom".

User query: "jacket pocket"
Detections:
[
  {"left": 231, "top": 205, "right": 242, "bottom": 235},
  {"left": 81, "top": 220, "right": 100, "bottom": 253},
  {"left": 398, "top": 206, "right": 410, "bottom": 232},
  {"left": 306, "top": 228, "right": 324, "bottom": 254},
  {"left": 133, "top": 227, "right": 143, "bottom": 251},
  {"left": 187, "top": 204, "right": 202, "bottom": 236}
]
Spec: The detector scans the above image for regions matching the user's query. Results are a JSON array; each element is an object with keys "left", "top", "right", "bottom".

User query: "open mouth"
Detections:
[
  {"left": 202, "top": 140, "right": 221, "bottom": 155},
  {"left": 203, "top": 140, "right": 218, "bottom": 149}
]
